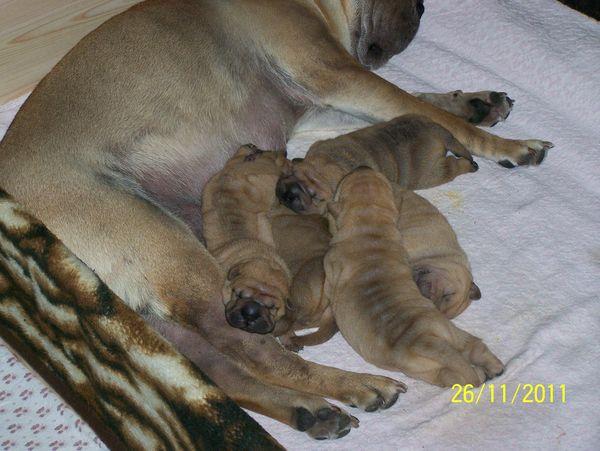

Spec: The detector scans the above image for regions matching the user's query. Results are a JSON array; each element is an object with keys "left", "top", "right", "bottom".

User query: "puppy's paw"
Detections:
[
  {"left": 465, "top": 91, "right": 514, "bottom": 127},
  {"left": 294, "top": 404, "right": 358, "bottom": 440},
  {"left": 342, "top": 375, "right": 407, "bottom": 412},
  {"left": 498, "top": 139, "right": 554, "bottom": 168}
]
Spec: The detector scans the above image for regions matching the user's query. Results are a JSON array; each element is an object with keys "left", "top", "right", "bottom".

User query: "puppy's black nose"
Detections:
[{"left": 241, "top": 300, "right": 262, "bottom": 321}]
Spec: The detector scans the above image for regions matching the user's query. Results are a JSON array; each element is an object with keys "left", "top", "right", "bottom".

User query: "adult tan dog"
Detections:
[
  {"left": 324, "top": 168, "right": 504, "bottom": 386},
  {"left": 0, "top": 0, "right": 548, "bottom": 439}
]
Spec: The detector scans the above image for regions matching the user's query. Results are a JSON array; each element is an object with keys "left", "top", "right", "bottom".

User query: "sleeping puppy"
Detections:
[
  {"left": 277, "top": 114, "right": 478, "bottom": 214},
  {"left": 394, "top": 186, "right": 481, "bottom": 319},
  {"left": 323, "top": 167, "right": 504, "bottom": 387},
  {"left": 275, "top": 186, "right": 481, "bottom": 350},
  {"left": 269, "top": 206, "right": 335, "bottom": 349},
  {"left": 202, "top": 145, "right": 292, "bottom": 334}
]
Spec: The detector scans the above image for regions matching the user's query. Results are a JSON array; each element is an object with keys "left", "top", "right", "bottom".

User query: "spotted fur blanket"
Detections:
[{"left": 0, "top": 189, "right": 282, "bottom": 450}]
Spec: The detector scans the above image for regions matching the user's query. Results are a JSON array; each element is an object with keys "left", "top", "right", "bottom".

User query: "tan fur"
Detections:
[
  {"left": 394, "top": 186, "right": 481, "bottom": 319},
  {"left": 273, "top": 184, "right": 481, "bottom": 350},
  {"left": 277, "top": 114, "right": 478, "bottom": 214},
  {"left": 323, "top": 168, "right": 504, "bottom": 387},
  {"left": 269, "top": 205, "right": 335, "bottom": 349}
]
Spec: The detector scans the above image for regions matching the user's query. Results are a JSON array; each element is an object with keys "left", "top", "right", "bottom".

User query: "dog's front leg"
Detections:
[
  {"left": 199, "top": 312, "right": 406, "bottom": 414},
  {"left": 147, "top": 316, "right": 359, "bottom": 440},
  {"left": 274, "top": 46, "right": 552, "bottom": 167}
]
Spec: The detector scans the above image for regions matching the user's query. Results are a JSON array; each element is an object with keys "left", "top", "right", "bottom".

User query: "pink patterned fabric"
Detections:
[{"left": 0, "top": 342, "right": 105, "bottom": 451}]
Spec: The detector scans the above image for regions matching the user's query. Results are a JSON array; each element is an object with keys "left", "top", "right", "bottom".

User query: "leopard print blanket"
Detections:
[{"left": 0, "top": 190, "right": 281, "bottom": 450}]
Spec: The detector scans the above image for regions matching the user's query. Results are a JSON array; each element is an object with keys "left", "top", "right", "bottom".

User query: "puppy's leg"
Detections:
[
  {"left": 286, "top": 309, "right": 338, "bottom": 349},
  {"left": 414, "top": 91, "right": 514, "bottom": 127},
  {"left": 407, "top": 335, "right": 486, "bottom": 387},
  {"left": 148, "top": 317, "right": 358, "bottom": 440},
  {"left": 454, "top": 329, "right": 505, "bottom": 380}
]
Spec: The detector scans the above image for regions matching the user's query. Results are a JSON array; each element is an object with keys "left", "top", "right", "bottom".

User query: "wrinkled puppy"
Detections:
[
  {"left": 202, "top": 145, "right": 291, "bottom": 334},
  {"left": 277, "top": 114, "right": 478, "bottom": 214},
  {"left": 324, "top": 168, "right": 504, "bottom": 387},
  {"left": 269, "top": 206, "right": 337, "bottom": 349},
  {"left": 394, "top": 186, "right": 481, "bottom": 319},
  {"left": 277, "top": 186, "right": 481, "bottom": 351}
]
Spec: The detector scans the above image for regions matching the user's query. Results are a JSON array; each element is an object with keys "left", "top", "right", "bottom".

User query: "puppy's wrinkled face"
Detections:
[
  {"left": 350, "top": 0, "right": 423, "bottom": 69},
  {"left": 276, "top": 158, "right": 329, "bottom": 215},
  {"left": 413, "top": 265, "right": 481, "bottom": 319}
]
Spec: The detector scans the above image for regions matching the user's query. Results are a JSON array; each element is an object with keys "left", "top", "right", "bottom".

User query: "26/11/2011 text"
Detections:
[{"left": 451, "top": 384, "right": 567, "bottom": 404}]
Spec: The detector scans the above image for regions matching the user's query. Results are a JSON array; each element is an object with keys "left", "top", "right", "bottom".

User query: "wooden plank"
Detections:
[{"left": 0, "top": 0, "right": 142, "bottom": 103}]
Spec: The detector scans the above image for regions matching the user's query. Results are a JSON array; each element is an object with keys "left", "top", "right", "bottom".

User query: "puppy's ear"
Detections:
[
  {"left": 413, "top": 266, "right": 443, "bottom": 302},
  {"left": 469, "top": 282, "right": 482, "bottom": 300}
]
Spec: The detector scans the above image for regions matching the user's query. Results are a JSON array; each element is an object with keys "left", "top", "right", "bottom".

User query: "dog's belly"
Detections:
[{"left": 121, "top": 87, "right": 305, "bottom": 236}]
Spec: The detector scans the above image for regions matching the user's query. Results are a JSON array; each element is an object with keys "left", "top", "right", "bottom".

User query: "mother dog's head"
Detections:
[{"left": 344, "top": 0, "right": 424, "bottom": 69}]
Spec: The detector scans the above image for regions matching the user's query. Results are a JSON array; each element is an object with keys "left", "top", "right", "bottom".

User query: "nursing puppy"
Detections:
[
  {"left": 394, "top": 187, "right": 481, "bottom": 319},
  {"left": 275, "top": 187, "right": 481, "bottom": 351},
  {"left": 202, "top": 145, "right": 292, "bottom": 334},
  {"left": 277, "top": 115, "right": 478, "bottom": 214},
  {"left": 324, "top": 168, "right": 504, "bottom": 386},
  {"left": 269, "top": 206, "right": 335, "bottom": 349}
]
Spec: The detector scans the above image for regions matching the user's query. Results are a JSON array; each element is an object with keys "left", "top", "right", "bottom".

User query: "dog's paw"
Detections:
[
  {"left": 294, "top": 405, "right": 358, "bottom": 440},
  {"left": 498, "top": 139, "right": 554, "bottom": 168},
  {"left": 341, "top": 375, "right": 407, "bottom": 412},
  {"left": 464, "top": 91, "right": 514, "bottom": 127}
]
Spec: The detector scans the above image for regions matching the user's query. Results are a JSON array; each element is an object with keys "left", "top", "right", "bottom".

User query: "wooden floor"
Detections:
[{"left": 0, "top": 0, "right": 141, "bottom": 104}]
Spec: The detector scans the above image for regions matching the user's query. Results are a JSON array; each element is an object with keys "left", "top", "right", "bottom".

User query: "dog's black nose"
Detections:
[
  {"left": 367, "top": 43, "right": 384, "bottom": 60},
  {"left": 276, "top": 176, "right": 310, "bottom": 213},
  {"left": 417, "top": 0, "right": 425, "bottom": 18},
  {"left": 241, "top": 300, "right": 262, "bottom": 321}
]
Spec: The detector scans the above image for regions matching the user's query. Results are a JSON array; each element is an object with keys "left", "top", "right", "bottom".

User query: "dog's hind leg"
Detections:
[{"left": 147, "top": 316, "right": 358, "bottom": 440}]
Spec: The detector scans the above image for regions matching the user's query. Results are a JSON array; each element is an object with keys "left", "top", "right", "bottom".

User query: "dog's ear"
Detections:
[{"left": 469, "top": 282, "right": 482, "bottom": 300}]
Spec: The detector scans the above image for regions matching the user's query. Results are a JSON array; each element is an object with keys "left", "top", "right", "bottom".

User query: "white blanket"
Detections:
[{"left": 0, "top": 0, "right": 598, "bottom": 449}]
